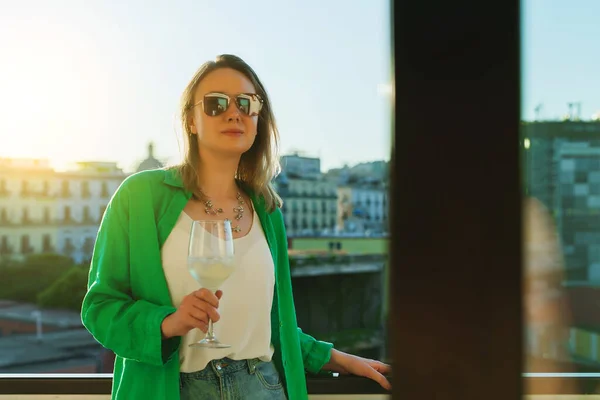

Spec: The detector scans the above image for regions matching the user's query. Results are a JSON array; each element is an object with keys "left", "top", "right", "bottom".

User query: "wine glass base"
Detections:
[{"left": 189, "top": 338, "right": 231, "bottom": 349}]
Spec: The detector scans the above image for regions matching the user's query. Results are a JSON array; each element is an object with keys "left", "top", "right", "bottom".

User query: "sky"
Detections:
[
  {"left": 521, "top": 0, "right": 600, "bottom": 121},
  {"left": 1, "top": 1, "right": 598, "bottom": 173},
  {"left": 0, "top": 0, "right": 392, "bottom": 173}
]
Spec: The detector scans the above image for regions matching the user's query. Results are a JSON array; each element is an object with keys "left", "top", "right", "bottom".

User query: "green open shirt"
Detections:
[{"left": 81, "top": 168, "right": 333, "bottom": 400}]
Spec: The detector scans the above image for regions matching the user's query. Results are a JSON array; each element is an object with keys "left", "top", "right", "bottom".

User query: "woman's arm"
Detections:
[
  {"left": 270, "top": 206, "right": 391, "bottom": 389},
  {"left": 297, "top": 327, "right": 334, "bottom": 373},
  {"left": 321, "top": 348, "right": 392, "bottom": 390},
  {"left": 269, "top": 207, "right": 334, "bottom": 373}
]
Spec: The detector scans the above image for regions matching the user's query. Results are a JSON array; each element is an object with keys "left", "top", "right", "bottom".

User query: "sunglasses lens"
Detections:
[
  {"left": 236, "top": 97, "right": 251, "bottom": 115},
  {"left": 204, "top": 96, "right": 228, "bottom": 116}
]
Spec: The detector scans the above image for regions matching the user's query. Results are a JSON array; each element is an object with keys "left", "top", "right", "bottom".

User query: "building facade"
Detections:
[
  {"left": 275, "top": 154, "right": 391, "bottom": 237},
  {"left": 0, "top": 158, "right": 127, "bottom": 263},
  {"left": 337, "top": 184, "right": 388, "bottom": 235},
  {"left": 280, "top": 153, "right": 321, "bottom": 180},
  {"left": 278, "top": 177, "right": 338, "bottom": 236},
  {"left": 136, "top": 142, "right": 164, "bottom": 172},
  {"left": 275, "top": 154, "right": 338, "bottom": 236},
  {"left": 523, "top": 121, "right": 600, "bottom": 282}
]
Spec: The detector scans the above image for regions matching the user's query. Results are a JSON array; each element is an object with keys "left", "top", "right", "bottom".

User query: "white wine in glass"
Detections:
[{"left": 187, "top": 220, "right": 235, "bottom": 348}]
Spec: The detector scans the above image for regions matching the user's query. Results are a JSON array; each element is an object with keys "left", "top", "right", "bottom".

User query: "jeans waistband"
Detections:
[{"left": 181, "top": 357, "right": 262, "bottom": 380}]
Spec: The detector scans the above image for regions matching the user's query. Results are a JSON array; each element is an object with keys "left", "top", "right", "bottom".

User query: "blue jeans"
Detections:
[{"left": 180, "top": 357, "right": 287, "bottom": 400}]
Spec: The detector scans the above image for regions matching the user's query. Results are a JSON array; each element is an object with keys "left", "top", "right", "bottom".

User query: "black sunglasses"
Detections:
[{"left": 193, "top": 92, "right": 263, "bottom": 117}]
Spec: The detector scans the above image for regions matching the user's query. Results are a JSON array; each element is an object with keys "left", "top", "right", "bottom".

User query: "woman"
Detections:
[{"left": 81, "top": 54, "right": 391, "bottom": 400}]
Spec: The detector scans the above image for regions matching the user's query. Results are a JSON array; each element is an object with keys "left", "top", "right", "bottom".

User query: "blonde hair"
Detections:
[{"left": 173, "top": 54, "right": 282, "bottom": 212}]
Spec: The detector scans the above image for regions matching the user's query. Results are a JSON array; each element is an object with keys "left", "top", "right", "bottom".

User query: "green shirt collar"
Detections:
[
  {"left": 163, "top": 168, "right": 185, "bottom": 189},
  {"left": 161, "top": 167, "right": 262, "bottom": 208}
]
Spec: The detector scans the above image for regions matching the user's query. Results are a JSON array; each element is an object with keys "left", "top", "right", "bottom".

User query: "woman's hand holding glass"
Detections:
[{"left": 160, "top": 289, "right": 223, "bottom": 338}]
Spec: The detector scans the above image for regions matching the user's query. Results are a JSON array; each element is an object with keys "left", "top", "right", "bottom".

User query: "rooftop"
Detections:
[
  {"left": 0, "top": 329, "right": 101, "bottom": 373},
  {"left": 0, "top": 301, "right": 82, "bottom": 329},
  {"left": 136, "top": 142, "right": 164, "bottom": 173}
]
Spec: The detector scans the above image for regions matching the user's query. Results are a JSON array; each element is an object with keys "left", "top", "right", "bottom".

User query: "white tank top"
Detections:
[{"left": 160, "top": 210, "right": 275, "bottom": 372}]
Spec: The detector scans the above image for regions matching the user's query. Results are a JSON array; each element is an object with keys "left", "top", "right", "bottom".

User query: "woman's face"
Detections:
[{"left": 189, "top": 68, "right": 260, "bottom": 157}]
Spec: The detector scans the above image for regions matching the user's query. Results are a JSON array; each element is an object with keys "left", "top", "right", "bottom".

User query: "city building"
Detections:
[
  {"left": 0, "top": 158, "right": 127, "bottom": 263},
  {"left": 324, "top": 161, "right": 390, "bottom": 185},
  {"left": 275, "top": 154, "right": 338, "bottom": 236},
  {"left": 275, "top": 154, "right": 391, "bottom": 237},
  {"left": 337, "top": 184, "right": 388, "bottom": 235},
  {"left": 522, "top": 120, "right": 600, "bottom": 282},
  {"left": 136, "top": 142, "right": 164, "bottom": 173},
  {"left": 280, "top": 153, "right": 321, "bottom": 180},
  {"left": 55, "top": 161, "right": 127, "bottom": 263},
  {"left": 276, "top": 173, "right": 338, "bottom": 236}
]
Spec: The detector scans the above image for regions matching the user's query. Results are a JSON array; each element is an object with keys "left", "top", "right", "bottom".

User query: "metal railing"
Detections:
[{"left": 0, "top": 374, "right": 392, "bottom": 396}]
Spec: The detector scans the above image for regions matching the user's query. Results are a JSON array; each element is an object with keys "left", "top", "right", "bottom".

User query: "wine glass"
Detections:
[{"left": 187, "top": 219, "right": 235, "bottom": 348}]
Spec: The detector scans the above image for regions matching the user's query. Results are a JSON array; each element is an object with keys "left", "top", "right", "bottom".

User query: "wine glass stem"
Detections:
[{"left": 206, "top": 319, "right": 215, "bottom": 340}]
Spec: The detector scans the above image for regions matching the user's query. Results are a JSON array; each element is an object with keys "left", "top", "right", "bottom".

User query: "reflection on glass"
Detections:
[
  {"left": 522, "top": 0, "right": 600, "bottom": 391},
  {"left": 523, "top": 197, "right": 576, "bottom": 392}
]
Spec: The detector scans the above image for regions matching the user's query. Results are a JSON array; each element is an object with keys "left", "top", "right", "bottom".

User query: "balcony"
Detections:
[
  {"left": 7, "top": 370, "right": 600, "bottom": 399},
  {"left": 0, "top": 218, "right": 13, "bottom": 227},
  {"left": 20, "top": 246, "right": 34, "bottom": 255},
  {"left": 19, "top": 218, "right": 36, "bottom": 226},
  {"left": 0, "top": 300, "right": 390, "bottom": 398},
  {"left": 81, "top": 216, "right": 96, "bottom": 226},
  {"left": 59, "top": 217, "right": 97, "bottom": 227},
  {"left": 20, "top": 191, "right": 54, "bottom": 200},
  {"left": 0, "top": 245, "right": 13, "bottom": 256},
  {"left": 289, "top": 253, "right": 385, "bottom": 277},
  {"left": 284, "top": 192, "right": 337, "bottom": 200},
  {"left": 0, "top": 375, "right": 391, "bottom": 399},
  {"left": 0, "top": 252, "right": 390, "bottom": 398}
]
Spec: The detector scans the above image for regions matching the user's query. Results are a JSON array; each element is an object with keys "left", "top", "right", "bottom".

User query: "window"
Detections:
[
  {"left": 0, "top": 236, "right": 11, "bottom": 255},
  {"left": 20, "top": 235, "right": 31, "bottom": 254},
  {"left": 21, "top": 208, "right": 30, "bottom": 224},
  {"left": 64, "top": 206, "right": 72, "bottom": 222},
  {"left": 81, "top": 181, "right": 91, "bottom": 198},
  {"left": 101, "top": 181, "right": 109, "bottom": 198},
  {"left": 42, "top": 234, "right": 52, "bottom": 253},
  {"left": 83, "top": 206, "right": 91, "bottom": 222},
  {"left": 63, "top": 238, "right": 75, "bottom": 255},
  {"left": 82, "top": 237, "right": 95, "bottom": 257},
  {"left": 328, "top": 241, "right": 342, "bottom": 251},
  {"left": 0, "top": 1, "right": 392, "bottom": 396},
  {"left": 20, "top": 180, "right": 29, "bottom": 196},
  {"left": 61, "top": 180, "right": 70, "bottom": 197},
  {"left": 520, "top": 0, "right": 600, "bottom": 393}
]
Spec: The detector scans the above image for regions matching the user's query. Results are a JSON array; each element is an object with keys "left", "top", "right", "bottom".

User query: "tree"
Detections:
[
  {"left": 37, "top": 267, "right": 88, "bottom": 311},
  {"left": 0, "top": 254, "right": 74, "bottom": 303}
]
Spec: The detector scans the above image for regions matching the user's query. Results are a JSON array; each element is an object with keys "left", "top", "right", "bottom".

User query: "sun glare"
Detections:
[{"left": 0, "top": 18, "right": 105, "bottom": 169}]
